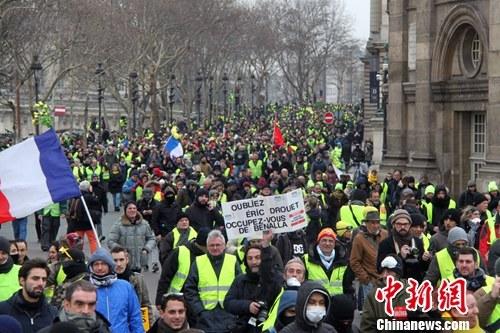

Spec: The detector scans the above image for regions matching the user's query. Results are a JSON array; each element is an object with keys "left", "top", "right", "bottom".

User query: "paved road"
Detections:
[{"left": 0, "top": 198, "right": 161, "bottom": 308}]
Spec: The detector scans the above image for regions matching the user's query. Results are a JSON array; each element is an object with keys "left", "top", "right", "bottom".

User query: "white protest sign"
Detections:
[{"left": 222, "top": 189, "right": 307, "bottom": 240}]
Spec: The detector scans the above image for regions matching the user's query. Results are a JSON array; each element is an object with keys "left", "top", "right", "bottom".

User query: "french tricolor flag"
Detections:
[{"left": 0, "top": 129, "right": 80, "bottom": 223}]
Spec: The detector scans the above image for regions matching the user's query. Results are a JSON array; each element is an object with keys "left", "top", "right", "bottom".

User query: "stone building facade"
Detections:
[{"left": 377, "top": 0, "right": 500, "bottom": 195}]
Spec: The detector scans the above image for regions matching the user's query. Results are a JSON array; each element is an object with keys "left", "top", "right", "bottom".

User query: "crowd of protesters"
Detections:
[{"left": 0, "top": 103, "right": 498, "bottom": 332}]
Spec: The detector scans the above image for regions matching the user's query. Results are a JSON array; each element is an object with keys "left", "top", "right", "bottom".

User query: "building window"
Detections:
[
  {"left": 471, "top": 33, "right": 481, "bottom": 69},
  {"left": 473, "top": 113, "right": 485, "bottom": 154},
  {"left": 470, "top": 113, "right": 486, "bottom": 180},
  {"left": 461, "top": 27, "right": 482, "bottom": 78}
]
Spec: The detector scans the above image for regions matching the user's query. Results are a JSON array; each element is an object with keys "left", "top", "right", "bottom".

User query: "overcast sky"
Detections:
[{"left": 344, "top": 0, "right": 370, "bottom": 41}]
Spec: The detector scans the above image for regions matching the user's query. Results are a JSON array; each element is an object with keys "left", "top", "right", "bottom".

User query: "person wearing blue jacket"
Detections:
[{"left": 88, "top": 247, "right": 144, "bottom": 333}]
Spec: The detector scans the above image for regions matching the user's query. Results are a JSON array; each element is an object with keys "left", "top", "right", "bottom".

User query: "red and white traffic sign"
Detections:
[
  {"left": 324, "top": 111, "right": 334, "bottom": 124},
  {"left": 54, "top": 105, "right": 66, "bottom": 116}
]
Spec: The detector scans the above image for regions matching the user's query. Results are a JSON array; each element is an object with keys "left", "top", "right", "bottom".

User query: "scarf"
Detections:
[
  {"left": 90, "top": 272, "right": 117, "bottom": 287},
  {"left": 60, "top": 308, "right": 97, "bottom": 322},
  {"left": 117, "top": 267, "right": 133, "bottom": 281},
  {"left": 316, "top": 245, "right": 335, "bottom": 270},
  {"left": 0, "top": 256, "right": 14, "bottom": 274}
]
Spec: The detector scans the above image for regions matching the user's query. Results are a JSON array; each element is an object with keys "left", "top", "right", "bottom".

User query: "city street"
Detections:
[{"left": 0, "top": 197, "right": 161, "bottom": 305}]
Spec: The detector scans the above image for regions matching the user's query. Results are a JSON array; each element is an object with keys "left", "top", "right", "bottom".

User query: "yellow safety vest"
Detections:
[
  {"left": 423, "top": 199, "right": 457, "bottom": 223},
  {"left": 260, "top": 287, "right": 284, "bottom": 331},
  {"left": 172, "top": 227, "right": 198, "bottom": 249},
  {"left": 339, "top": 204, "right": 365, "bottom": 229},
  {"left": 379, "top": 204, "right": 387, "bottom": 227},
  {"left": 304, "top": 254, "right": 346, "bottom": 295},
  {"left": 248, "top": 160, "right": 263, "bottom": 179},
  {"left": 43, "top": 203, "right": 61, "bottom": 217},
  {"left": 487, "top": 215, "right": 498, "bottom": 246},
  {"left": 169, "top": 246, "right": 191, "bottom": 293},
  {"left": 85, "top": 165, "right": 102, "bottom": 181},
  {"left": 380, "top": 182, "right": 389, "bottom": 206},
  {"left": 481, "top": 276, "right": 500, "bottom": 330},
  {"left": 436, "top": 248, "right": 456, "bottom": 281},
  {"left": 0, "top": 265, "right": 21, "bottom": 301},
  {"left": 422, "top": 234, "right": 430, "bottom": 252},
  {"left": 196, "top": 254, "right": 237, "bottom": 310},
  {"left": 72, "top": 166, "right": 84, "bottom": 181}
]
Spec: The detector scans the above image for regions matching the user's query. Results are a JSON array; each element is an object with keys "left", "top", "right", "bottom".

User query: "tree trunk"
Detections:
[{"left": 150, "top": 69, "right": 159, "bottom": 132}]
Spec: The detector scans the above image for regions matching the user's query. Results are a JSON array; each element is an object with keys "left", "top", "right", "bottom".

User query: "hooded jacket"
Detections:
[
  {"left": 107, "top": 213, "right": 156, "bottom": 271},
  {"left": 280, "top": 281, "right": 337, "bottom": 333},
  {"left": 88, "top": 248, "right": 144, "bottom": 333}
]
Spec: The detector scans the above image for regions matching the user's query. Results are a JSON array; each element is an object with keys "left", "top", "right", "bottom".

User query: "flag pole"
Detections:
[{"left": 79, "top": 195, "right": 101, "bottom": 248}]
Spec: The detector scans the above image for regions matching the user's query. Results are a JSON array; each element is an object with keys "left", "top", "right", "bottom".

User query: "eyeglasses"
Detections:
[{"left": 394, "top": 222, "right": 411, "bottom": 227}]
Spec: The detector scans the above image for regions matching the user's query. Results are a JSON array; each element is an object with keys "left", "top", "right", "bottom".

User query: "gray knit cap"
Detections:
[{"left": 447, "top": 227, "right": 468, "bottom": 245}]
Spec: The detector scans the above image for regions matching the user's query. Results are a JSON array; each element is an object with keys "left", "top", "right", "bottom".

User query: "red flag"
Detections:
[{"left": 273, "top": 119, "right": 285, "bottom": 147}]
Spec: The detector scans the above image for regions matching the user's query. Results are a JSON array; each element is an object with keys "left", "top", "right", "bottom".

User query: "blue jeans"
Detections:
[
  {"left": 358, "top": 282, "right": 373, "bottom": 311},
  {"left": 12, "top": 217, "right": 28, "bottom": 240},
  {"left": 112, "top": 192, "right": 121, "bottom": 209}
]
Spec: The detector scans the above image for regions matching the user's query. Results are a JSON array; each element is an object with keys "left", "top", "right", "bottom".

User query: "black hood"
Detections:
[{"left": 295, "top": 281, "right": 331, "bottom": 329}]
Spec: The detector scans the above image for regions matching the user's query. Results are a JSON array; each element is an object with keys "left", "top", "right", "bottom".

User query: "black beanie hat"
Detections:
[
  {"left": 0, "top": 236, "right": 10, "bottom": 254},
  {"left": 410, "top": 213, "right": 426, "bottom": 227},
  {"left": 442, "top": 208, "right": 462, "bottom": 224},
  {"left": 473, "top": 193, "right": 488, "bottom": 206},
  {"left": 196, "top": 188, "right": 209, "bottom": 198}
]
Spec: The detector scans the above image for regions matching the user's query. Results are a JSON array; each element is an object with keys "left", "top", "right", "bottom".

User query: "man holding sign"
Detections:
[{"left": 222, "top": 189, "right": 307, "bottom": 241}]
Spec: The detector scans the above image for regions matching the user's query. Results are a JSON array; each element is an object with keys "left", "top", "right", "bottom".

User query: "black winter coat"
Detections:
[
  {"left": 108, "top": 171, "right": 125, "bottom": 194},
  {"left": 224, "top": 246, "right": 284, "bottom": 333},
  {"left": 376, "top": 235, "right": 428, "bottom": 282},
  {"left": 155, "top": 240, "right": 206, "bottom": 306},
  {"left": 185, "top": 202, "right": 224, "bottom": 231},
  {"left": 151, "top": 201, "right": 182, "bottom": 236},
  {"left": 0, "top": 291, "right": 58, "bottom": 333}
]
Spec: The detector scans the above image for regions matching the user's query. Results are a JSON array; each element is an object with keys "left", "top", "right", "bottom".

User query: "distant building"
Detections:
[{"left": 370, "top": 0, "right": 499, "bottom": 194}]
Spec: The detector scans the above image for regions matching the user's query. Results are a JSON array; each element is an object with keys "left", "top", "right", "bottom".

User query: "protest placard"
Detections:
[{"left": 222, "top": 189, "right": 306, "bottom": 240}]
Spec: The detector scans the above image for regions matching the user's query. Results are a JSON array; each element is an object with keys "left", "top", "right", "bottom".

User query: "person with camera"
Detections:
[
  {"left": 224, "top": 231, "right": 283, "bottom": 333},
  {"left": 377, "top": 209, "right": 430, "bottom": 282}
]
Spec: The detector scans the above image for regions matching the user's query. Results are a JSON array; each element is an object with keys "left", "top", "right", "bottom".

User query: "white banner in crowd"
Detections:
[{"left": 222, "top": 189, "right": 307, "bottom": 240}]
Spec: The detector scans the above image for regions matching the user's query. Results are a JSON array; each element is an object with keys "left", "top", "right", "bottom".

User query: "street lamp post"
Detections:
[
  {"left": 31, "top": 55, "right": 42, "bottom": 135},
  {"left": 250, "top": 74, "right": 255, "bottom": 117},
  {"left": 169, "top": 74, "right": 175, "bottom": 124},
  {"left": 222, "top": 72, "right": 228, "bottom": 120},
  {"left": 95, "top": 63, "right": 105, "bottom": 140},
  {"left": 208, "top": 75, "right": 214, "bottom": 126},
  {"left": 234, "top": 76, "right": 241, "bottom": 119},
  {"left": 195, "top": 70, "right": 203, "bottom": 128},
  {"left": 129, "top": 71, "right": 139, "bottom": 135}
]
